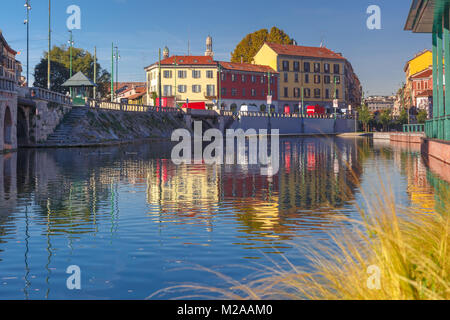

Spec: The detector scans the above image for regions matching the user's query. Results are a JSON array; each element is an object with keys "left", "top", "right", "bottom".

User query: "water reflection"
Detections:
[{"left": 0, "top": 137, "right": 447, "bottom": 299}]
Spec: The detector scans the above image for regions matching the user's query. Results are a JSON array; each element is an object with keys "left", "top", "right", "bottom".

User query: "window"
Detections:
[
  {"left": 305, "top": 74, "right": 309, "bottom": 84},
  {"left": 251, "top": 75, "right": 256, "bottom": 83},
  {"left": 335, "top": 89, "right": 339, "bottom": 99},
  {"left": 334, "top": 76, "right": 341, "bottom": 84},
  {"left": 284, "top": 73, "right": 288, "bottom": 82},
  {"left": 324, "top": 75, "right": 331, "bottom": 84},
  {"left": 282, "top": 60, "right": 289, "bottom": 71},
  {"left": 314, "top": 88, "right": 321, "bottom": 98},
  {"left": 206, "top": 70, "right": 214, "bottom": 78},
  {"left": 325, "top": 89, "right": 330, "bottom": 99},
  {"left": 192, "top": 85, "right": 201, "bottom": 93},
  {"left": 221, "top": 73, "right": 226, "bottom": 81},
  {"left": 221, "top": 88, "right": 227, "bottom": 96},
  {"left": 242, "top": 74, "right": 246, "bottom": 82},
  {"left": 333, "top": 64, "right": 340, "bottom": 74},
  {"left": 324, "top": 63, "right": 330, "bottom": 73},
  {"left": 314, "top": 63, "right": 320, "bottom": 73},
  {"left": 231, "top": 88, "right": 237, "bottom": 96},
  {"left": 178, "top": 70, "right": 187, "bottom": 78},
  {"left": 314, "top": 75, "right": 321, "bottom": 84},
  {"left": 178, "top": 85, "right": 187, "bottom": 93},
  {"left": 295, "top": 73, "right": 299, "bottom": 83},
  {"left": 294, "top": 87, "right": 300, "bottom": 98},
  {"left": 304, "top": 88, "right": 311, "bottom": 98},
  {"left": 163, "top": 85, "right": 172, "bottom": 96},
  {"left": 262, "top": 89, "right": 265, "bottom": 96},
  {"left": 284, "top": 87, "right": 289, "bottom": 98},
  {"left": 304, "top": 62, "right": 310, "bottom": 73},
  {"left": 192, "top": 70, "right": 201, "bottom": 78},
  {"left": 242, "top": 88, "right": 246, "bottom": 96},
  {"left": 163, "top": 70, "right": 172, "bottom": 78},
  {"left": 293, "top": 61, "right": 300, "bottom": 72},
  {"left": 261, "top": 76, "right": 265, "bottom": 84},
  {"left": 231, "top": 74, "right": 236, "bottom": 82},
  {"left": 206, "top": 85, "right": 215, "bottom": 96},
  {"left": 251, "top": 88, "right": 256, "bottom": 97}
]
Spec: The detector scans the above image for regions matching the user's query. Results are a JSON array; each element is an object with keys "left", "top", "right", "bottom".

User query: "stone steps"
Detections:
[{"left": 44, "top": 107, "right": 89, "bottom": 144}]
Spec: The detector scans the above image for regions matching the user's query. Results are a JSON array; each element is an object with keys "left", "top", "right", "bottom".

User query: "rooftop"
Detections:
[
  {"left": 219, "top": 61, "right": 277, "bottom": 73},
  {"left": 145, "top": 56, "right": 216, "bottom": 69},
  {"left": 61, "top": 71, "right": 96, "bottom": 87},
  {"left": 404, "top": 0, "right": 447, "bottom": 33},
  {"left": 264, "top": 42, "right": 346, "bottom": 60}
]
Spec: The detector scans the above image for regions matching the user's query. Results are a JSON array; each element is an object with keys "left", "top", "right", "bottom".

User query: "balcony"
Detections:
[{"left": 204, "top": 92, "right": 217, "bottom": 100}]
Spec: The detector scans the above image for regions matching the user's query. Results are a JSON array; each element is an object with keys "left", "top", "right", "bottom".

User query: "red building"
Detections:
[
  {"left": 410, "top": 67, "right": 433, "bottom": 118},
  {"left": 218, "top": 62, "right": 278, "bottom": 112}
]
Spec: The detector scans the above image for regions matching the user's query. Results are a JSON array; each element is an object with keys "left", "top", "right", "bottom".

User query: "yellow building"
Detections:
[
  {"left": 403, "top": 49, "right": 432, "bottom": 108},
  {"left": 253, "top": 42, "right": 357, "bottom": 112},
  {"left": 144, "top": 46, "right": 218, "bottom": 108}
]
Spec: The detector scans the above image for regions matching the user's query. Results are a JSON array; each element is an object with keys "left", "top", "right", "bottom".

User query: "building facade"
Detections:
[
  {"left": 365, "top": 96, "right": 396, "bottom": 114},
  {"left": 253, "top": 42, "right": 360, "bottom": 113},
  {"left": 410, "top": 67, "right": 433, "bottom": 118},
  {"left": 0, "top": 30, "right": 19, "bottom": 153},
  {"left": 145, "top": 55, "right": 218, "bottom": 108},
  {"left": 404, "top": 49, "right": 433, "bottom": 109},
  {"left": 218, "top": 61, "right": 278, "bottom": 111},
  {"left": 145, "top": 36, "right": 278, "bottom": 110}
]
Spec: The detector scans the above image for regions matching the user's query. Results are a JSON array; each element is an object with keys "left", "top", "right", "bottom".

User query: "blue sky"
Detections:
[{"left": 1, "top": 0, "right": 429, "bottom": 95}]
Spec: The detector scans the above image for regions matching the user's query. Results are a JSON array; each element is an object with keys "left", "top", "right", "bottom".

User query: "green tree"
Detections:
[
  {"left": 417, "top": 110, "right": 428, "bottom": 124},
  {"left": 379, "top": 109, "right": 392, "bottom": 132},
  {"left": 358, "top": 103, "right": 373, "bottom": 132},
  {"left": 231, "top": 27, "right": 294, "bottom": 63},
  {"left": 398, "top": 108, "right": 409, "bottom": 125},
  {"left": 33, "top": 45, "right": 111, "bottom": 97}
]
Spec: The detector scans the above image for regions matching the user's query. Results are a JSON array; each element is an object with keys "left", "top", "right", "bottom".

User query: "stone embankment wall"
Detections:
[
  {"left": 230, "top": 116, "right": 355, "bottom": 135},
  {"left": 49, "top": 108, "right": 187, "bottom": 145},
  {"left": 33, "top": 100, "right": 72, "bottom": 143},
  {"left": 390, "top": 133, "right": 424, "bottom": 144}
]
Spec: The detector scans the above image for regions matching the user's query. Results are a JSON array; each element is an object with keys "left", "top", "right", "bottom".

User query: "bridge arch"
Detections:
[
  {"left": 3, "top": 106, "right": 13, "bottom": 148},
  {"left": 17, "top": 107, "right": 29, "bottom": 146}
]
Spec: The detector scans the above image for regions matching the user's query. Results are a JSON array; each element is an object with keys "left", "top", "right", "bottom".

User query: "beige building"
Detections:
[
  {"left": 145, "top": 42, "right": 219, "bottom": 107},
  {"left": 253, "top": 42, "right": 360, "bottom": 113}
]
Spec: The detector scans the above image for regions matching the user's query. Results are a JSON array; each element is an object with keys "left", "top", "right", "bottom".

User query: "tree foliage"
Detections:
[
  {"left": 379, "top": 109, "right": 392, "bottom": 132},
  {"left": 398, "top": 108, "right": 409, "bottom": 125},
  {"left": 33, "top": 45, "right": 110, "bottom": 97},
  {"left": 231, "top": 27, "right": 295, "bottom": 63},
  {"left": 417, "top": 110, "right": 428, "bottom": 124},
  {"left": 358, "top": 103, "right": 373, "bottom": 132}
]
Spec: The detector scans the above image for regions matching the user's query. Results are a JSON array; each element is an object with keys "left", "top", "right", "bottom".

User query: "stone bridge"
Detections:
[{"left": 1, "top": 86, "right": 72, "bottom": 152}]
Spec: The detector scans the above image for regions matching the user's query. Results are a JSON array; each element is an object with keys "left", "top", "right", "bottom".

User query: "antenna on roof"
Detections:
[
  {"left": 320, "top": 35, "right": 325, "bottom": 48},
  {"left": 187, "top": 27, "right": 190, "bottom": 56}
]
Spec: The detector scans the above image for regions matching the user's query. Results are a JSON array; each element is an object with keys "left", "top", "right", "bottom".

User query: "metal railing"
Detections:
[
  {"left": 403, "top": 123, "right": 425, "bottom": 133},
  {"left": 88, "top": 99, "right": 181, "bottom": 114},
  {"left": 425, "top": 115, "right": 450, "bottom": 141},
  {"left": 17, "top": 86, "right": 72, "bottom": 105},
  {"left": 229, "top": 111, "right": 347, "bottom": 119}
]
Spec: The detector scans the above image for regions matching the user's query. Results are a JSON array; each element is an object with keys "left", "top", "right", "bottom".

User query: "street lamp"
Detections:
[
  {"left": 113, "top": 46, "right": 120, "bottom": 101},
  {"left": 24, "top": 1, "right": 31, "bottom": 87},
  {"left": 68, "top": 30, "right": 74, "bottom": 97},
  {"left": 218, "top": 64, "right": 222, "bottom": 110},
  {"left": 173, "top": 57, "right": 177, "bottom": 106}
]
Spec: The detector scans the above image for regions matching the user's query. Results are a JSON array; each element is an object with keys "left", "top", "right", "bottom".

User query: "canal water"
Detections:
[{"left": 0, "top": 137, "right": 447, "bottom": 299}]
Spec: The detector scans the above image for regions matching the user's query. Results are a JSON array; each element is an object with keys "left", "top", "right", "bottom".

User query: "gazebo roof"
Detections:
[{"left": 62, "top": 71, "right": 97, "bottom": 87}]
